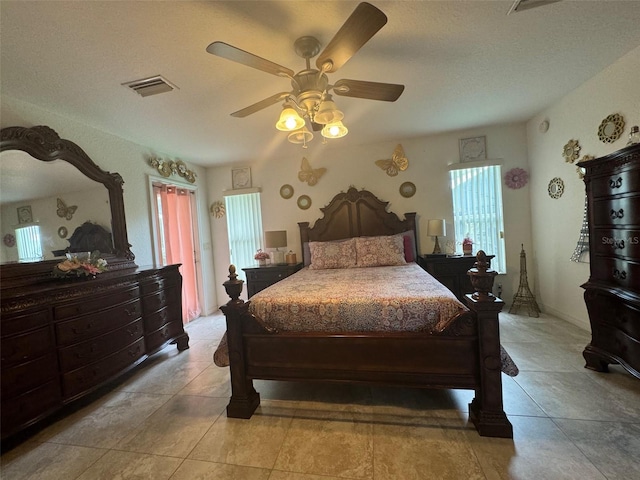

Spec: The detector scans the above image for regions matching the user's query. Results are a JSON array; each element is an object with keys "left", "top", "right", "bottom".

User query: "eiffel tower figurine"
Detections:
[
  {"left": 570, "top": 196, "right": 589, "bottom": 262},
  {"left": 509, "top": 244, "right": 541, "bottom": 317}
]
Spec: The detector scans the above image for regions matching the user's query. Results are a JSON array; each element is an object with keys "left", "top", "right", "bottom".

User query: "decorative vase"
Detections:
[
  {"left": 258, "top": 259, "right": 267, "bottom": 266},
  {"left": 463, "top": 245, "right": 473, "bottom": 255}
]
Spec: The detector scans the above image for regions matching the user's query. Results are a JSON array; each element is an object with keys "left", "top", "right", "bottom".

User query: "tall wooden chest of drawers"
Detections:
[{"left": 578, "top": 143, "right": 640, "bottom": 379}]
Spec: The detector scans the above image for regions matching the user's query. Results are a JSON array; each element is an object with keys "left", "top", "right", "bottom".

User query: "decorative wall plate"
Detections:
[
  {"left": 3, "top": 233, "right": 15, "bottom": 247},
  {"left": 597, "top": 113, "right": 625, "bottom": 144},
  {"left": 504, "top": 167, "right": 529, "bottom": 189},
  {"left": 280, "top": 184, "right": 294, "bottom": 199},
  {"left": 399, "top": 181, "right": 416, "bottom": 198},
  {"left": 562, "top": 139, "right": 581, "bottom": 163},
  {"left": 57, "top": 226, "right": 68, "bottom": 238},
  {"left": 538, "top": 119, "right": 550, "bottom": 133},
  {"left": 548, "top": 177, "right": 565, "bottom": 199},
  {"left": 297, "top": 195, "right": 312, "bottom": 210}
]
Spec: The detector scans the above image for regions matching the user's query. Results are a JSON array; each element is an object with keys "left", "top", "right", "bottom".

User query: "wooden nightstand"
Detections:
[
  {"left": 418, "top": 254, "right": 494, "bottom": 301},
  {"left": 242, "top": 263, "right": 304, "bottom": 297}
]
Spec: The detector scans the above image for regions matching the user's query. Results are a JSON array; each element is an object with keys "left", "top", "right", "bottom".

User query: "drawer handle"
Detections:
[
  {"left": 613, "top": 268, "right": 627, "bottom": 280},
  {"left": 72, "top": 323, "right": 93, "bottom": 334},
  {"left": 614, "top": 239, "right": 625, "bottom": 250},
  {"left": 124, "top": 307, "right": 137, "bottom": 317},
  {"left": 609, "top": 177, "right": 623, "bottom": 189},
  {"left": 75, "top": 343, "right": 97, "bottom": 358},
  {"left": 128, "top": 345, "right": 142, "bottom": 357},
  {"left": 610, "top": 208, "right": 624, "bottom": 220}
]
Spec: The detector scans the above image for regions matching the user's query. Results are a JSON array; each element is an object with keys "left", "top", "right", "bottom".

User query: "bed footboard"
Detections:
[{"left": 220, "top": 252, "right": 512, "bottom": 438}]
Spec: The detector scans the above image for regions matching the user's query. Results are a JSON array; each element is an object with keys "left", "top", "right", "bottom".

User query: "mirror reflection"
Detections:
[{"left": 0, "top": 150, "right": 111, "bottom": 264}]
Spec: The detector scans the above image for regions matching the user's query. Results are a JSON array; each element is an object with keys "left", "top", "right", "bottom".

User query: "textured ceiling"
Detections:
[{"left": 1, "top": 1, "right": 640, "bottom": 167}]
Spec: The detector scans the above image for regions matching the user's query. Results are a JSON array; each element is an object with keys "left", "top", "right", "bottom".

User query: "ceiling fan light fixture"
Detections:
[
  {"left": 314, "top": 95, "right": 344, "bottom": 125},
  {"left": 322, "top": 121, "right": 348, "bottom": 139},
  {"left": 276, "top": 105, "right": 305, "bottom": 131},
  {"left": 288, "top": 126, "right": 314, "bottom": 148}
]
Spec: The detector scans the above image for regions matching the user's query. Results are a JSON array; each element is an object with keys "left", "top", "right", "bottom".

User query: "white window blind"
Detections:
[
  {"left": 15, "top": 225, "right": 43, "bottom": 262},
  {"left": 449, "top": 165, "right": 506, "bottom": 273},
  {"left": 224, "top": 192, "right": 263, "bottom": 282}
]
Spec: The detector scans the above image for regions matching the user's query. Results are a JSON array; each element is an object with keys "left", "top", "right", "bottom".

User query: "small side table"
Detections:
[
  {"left": 242, "top": 263, "right": 304, "bottom": 297},
  {"left": 418, "top": 254, "right": 494, "bottom": 301}
]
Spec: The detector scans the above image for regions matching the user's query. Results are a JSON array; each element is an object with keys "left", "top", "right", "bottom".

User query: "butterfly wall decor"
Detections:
[
  {"left": 298, "top": 157, "right": 326, "bottom": 186},
  {"left": 375, "top": 144, "right": 409, "bottom": 177},
  {"left": 57, "top": 198, "right": 78, "bottom": 220}
]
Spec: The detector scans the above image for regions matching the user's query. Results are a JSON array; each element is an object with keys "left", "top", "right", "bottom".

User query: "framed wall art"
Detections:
[
  {"left": 459, "top": 136, "right": 486, "bottom": 162},
  {"left": 17, "top": 205, "right": 33, "bottom": 224},
  {"left": 231, "top": 167, "right": 251, "bottom": 189}
]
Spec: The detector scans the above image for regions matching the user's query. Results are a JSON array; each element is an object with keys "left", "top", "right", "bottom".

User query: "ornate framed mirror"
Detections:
[{"left": 0, "top": 125, "right": 137, "bottom": 284}]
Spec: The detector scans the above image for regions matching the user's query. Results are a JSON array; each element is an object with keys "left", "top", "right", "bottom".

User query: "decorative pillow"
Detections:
[
  {"left": 400, "top": 230, "right": 417, "bottom": 262},
  {"left": 308, "top": 238, "right": 357, "bottom": 270},
  {"left": 355, "top": 234, "right": 407, "bottom": 267}
]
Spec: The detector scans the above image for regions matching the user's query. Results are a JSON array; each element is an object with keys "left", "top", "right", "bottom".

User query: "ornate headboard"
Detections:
[{"left": 298, "top": 187, "right": 417, "bottom": 253}]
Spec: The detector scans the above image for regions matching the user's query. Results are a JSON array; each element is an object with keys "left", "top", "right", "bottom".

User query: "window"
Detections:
[
  {"left": 224, "top": 191, "right": 263, "bottom": 282},
  {"left": 449, "top": 164, "right": 506, "bottom": 273},
  {"left": 15, "top": 225, "right": 43, "bottom": 262}
]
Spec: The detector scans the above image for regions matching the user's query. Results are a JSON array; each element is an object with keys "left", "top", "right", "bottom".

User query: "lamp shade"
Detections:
[
  {"left": 276, "top": 106, "right": 305, "bottom": 131},
  {"left": 288, "top": 126, "right": 313, "bottom": 145},
  {"left": 265, "top": 230, "right": 287, "bottom": 249},
  {"left": 321, "top": 121, "right": 348, "bottom": 139},
  {"left": 314, "top": 95, "right": 344, "bottom": 125},
  {"left": 427, "top": 219, "right": 446, "bottom": 237}
]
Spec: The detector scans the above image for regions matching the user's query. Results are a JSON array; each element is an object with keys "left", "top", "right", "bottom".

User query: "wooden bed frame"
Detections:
[{"left": 220, "top": 187, "right": 512, "bottom": 438}]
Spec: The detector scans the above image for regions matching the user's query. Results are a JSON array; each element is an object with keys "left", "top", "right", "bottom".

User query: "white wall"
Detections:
[
  {"left": 526, "top": 45, "right": 640, "bottom": 330},
  {"left": 208, "top": 123, "right": 533, "bottom": 307},
  {"left": 0, "top": 95, "right": 219, "bottom": 316}
]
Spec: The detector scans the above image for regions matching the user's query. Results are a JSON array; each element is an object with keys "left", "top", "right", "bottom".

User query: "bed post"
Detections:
[
  {"left": 220, "top": 265, "right": 260, "bottom": 418},
  {"left": 465, "top": 251, "right": 513, "bottom": 438}
]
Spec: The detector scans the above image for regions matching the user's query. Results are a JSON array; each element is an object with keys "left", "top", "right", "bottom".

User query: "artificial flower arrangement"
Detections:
[
  {"left": 462, "top": 236, "right": 473, "bottom": 255},
  {"left": 254, "top": 249, "right": 270, "bottom": 260},
  {"left": 53, "top": 251, "right": 108, "bottom": 278}
]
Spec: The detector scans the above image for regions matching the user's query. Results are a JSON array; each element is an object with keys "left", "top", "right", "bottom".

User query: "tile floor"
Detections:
[{"left": 2, "top": 311, "right": 639, "bottom": 479}]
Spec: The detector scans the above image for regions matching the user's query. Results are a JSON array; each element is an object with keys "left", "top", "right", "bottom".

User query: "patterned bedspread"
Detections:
[{"left": 214, "top": 263, "right": 519, "bottom": 376}]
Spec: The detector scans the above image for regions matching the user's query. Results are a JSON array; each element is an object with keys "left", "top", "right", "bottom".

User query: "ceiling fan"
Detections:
[{"left": 206, "top": 2, "right": 404, "bottom": 145}]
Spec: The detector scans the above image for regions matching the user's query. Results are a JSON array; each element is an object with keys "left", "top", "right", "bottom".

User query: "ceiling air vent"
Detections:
[
  {"left": 507, "top": 0, "right": 561, "bottom": 14},
  {"left": 122, "top": 75, "right": 178, "bottom": 97}
]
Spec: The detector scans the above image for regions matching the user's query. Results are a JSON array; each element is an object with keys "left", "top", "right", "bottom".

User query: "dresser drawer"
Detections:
[
  {"left": 139, "top": 277, "right": 163, "bottom": 295},
  {"left": 590, "top": 257, "right": 640, "bottom": 292},
  {"left": 1, "top": 308, "right": 51, "bottom": 338},
  {"left": 55, "top": 299, "right": 142, "bottom": 346},
  {"left": 145, "top": 321, "right": 182, "bottom": 353},
  {"left": 62, "top": 337, "right": 145, "bottom": 399},
  {"left": 142, "top": 290, "right": 168, "bottom": 312},
  {"left": 1, "top": 380, "right": 62, "bottom": 436},
  {"left": 1, "top": 352, "right": 59, "bottom": 399},
  {"left": 585, "top": 290, "right": 640, "bottom": 341},
  {"left": 593, "top": 228, "right": 640, "bottom": 259},
  {"left": 590, "top": 168, "right": 640, "bottom": 198},
  {"left": 143, "top": 305, "right": 172, "bottom": 332},
  {"left": 54, "top": 285, "right": 140, "bottom": 320},
  {"left": 592, "top": 196, "right": 640, "bottom": 227},
  {"left": 58, "top": 319, "right": 144, "bottom": 372},
  {"left": 1, "top": 327, "right": 54, "bottom": 366}
]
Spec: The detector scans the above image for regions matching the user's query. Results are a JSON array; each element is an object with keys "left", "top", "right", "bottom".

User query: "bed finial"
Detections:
[
  {"left": 467, "top": 250, "right": 498, "bottom": 301},
  {"left": 223, "top": 264, "right": 244, "bottom": 302}
]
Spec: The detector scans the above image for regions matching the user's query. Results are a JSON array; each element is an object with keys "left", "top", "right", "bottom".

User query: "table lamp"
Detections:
[
  {"left": 265, "top": 230, "right": 287, "bottom": 264},
  {"left": 427, "top": 219, "right": 446, "bottom": 254}
]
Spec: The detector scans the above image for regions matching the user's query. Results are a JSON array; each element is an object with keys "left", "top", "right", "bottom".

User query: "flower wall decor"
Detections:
[
  {"left": 148, "top": 156, "right": 197, "bottom": 183},
  {"left": 562, "top": 139, "right": 581, "bottom": 163},
  {"left": 597, "top": 113, "right": 625, "bottom": 144},
  {"left": 210, "top": 200, "right": 225, "bottom": 219},
  {"left": 504, "top": 167, "right": 529, "bottom": 189},
  {"left": 53, "top": 251, "right": 108, "bottom": 278}
]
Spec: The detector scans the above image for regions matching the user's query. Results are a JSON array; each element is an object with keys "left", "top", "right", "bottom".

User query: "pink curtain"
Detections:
[{"left": 155, "top": 185, "right": 200, "bottom": 324}]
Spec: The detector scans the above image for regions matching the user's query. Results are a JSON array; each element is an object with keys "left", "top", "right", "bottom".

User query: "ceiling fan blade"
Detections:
[
  {"left": 206, "top": 41, "right": 294, "bottom": 78},
  {"left": 230, "top": 92, "right": 291, "bottom": 118},
  {"left": 316, "top": 2, "right": 387, "bottom": 74},
  {"left": 333, "top": 79, "right": 404, "bottom": 102}
]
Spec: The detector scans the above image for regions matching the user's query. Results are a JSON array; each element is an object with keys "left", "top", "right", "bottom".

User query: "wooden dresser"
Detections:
[
  {"left": 578, "top": 143, "right": 640, "bottom": 379},
  {"left": 0, "top": 265, "right": 189, "bottom": 440}
]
